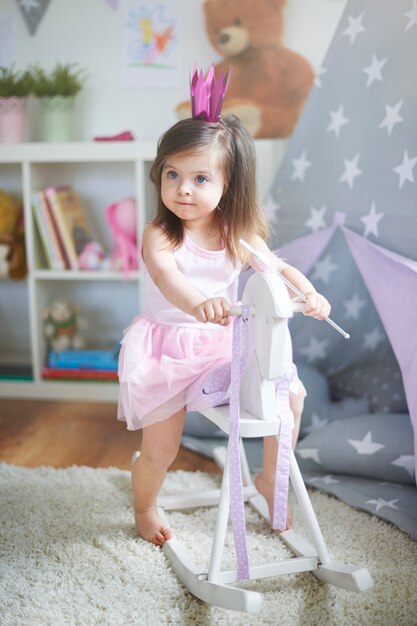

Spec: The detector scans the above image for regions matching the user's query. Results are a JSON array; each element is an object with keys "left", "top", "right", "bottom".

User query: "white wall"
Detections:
[{"left": 2, "top": 0, "right": 347, "bottom": 194}]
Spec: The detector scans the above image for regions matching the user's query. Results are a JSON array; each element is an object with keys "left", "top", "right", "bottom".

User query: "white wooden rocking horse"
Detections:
[{"left": 156, "top": 271, "right": 374, "bottom": 614}]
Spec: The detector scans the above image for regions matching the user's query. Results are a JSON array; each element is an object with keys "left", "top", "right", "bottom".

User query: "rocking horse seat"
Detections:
[{"left": 200, "top": 404, "right": 283, "bottom": 437}]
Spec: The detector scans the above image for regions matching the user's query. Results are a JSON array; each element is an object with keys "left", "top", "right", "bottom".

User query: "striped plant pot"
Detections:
[{"left": 41, "top": 95, "right": 75, "bottom": 142}]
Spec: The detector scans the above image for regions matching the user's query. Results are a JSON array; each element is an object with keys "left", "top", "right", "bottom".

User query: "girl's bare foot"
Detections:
[
  {"left": 254, "top": 473, "right": 292, "bottom": 531},
  {"left": 135, "top": 507, "right": 173, "bottom": 546}
]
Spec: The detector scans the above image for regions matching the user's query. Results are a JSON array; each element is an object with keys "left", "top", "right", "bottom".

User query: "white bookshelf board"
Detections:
[
  {"left": 0, "top": 141, "right": 156, "bottom": 401},
  {"left": 0, "top": 139, "right": 278, "bottom": 401}
]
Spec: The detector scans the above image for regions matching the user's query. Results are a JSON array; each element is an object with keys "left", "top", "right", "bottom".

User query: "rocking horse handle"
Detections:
[
  {"left": 229, "top": 302, "right": 350, "bottom": 338},
  {"left": 228, "top": 305, "right": 256, "bottom": 316},
  {"left": 238, "top": 240, "right": 350, "bottom": 339},
  {"left": 228, "top": 302, "right": 304, "bottom": 316}
]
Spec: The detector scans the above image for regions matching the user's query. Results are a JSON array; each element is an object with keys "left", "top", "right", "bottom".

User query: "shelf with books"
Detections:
[
  {"left": 33, "top": 269, "right": 140, "bottom": 281},
  {"left": 42, "top": 346, "right": 119, "bottom": 383},
  {"left": 0, "top": 141, "right": 155, "bottom": 401},
  {"left": 0, "top": 139, "right": 276, "bottom": 401},
  {"left": 0, "top": 353, "right": 33, "bottom": 382}
]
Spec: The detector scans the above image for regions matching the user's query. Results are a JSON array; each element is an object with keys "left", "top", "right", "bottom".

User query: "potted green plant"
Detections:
[
  {"left": 31, "top": 63, "right": 87, "bottom": 142},
  {"left": 0, "top": 65, "right": 33, "bottom": 143}
]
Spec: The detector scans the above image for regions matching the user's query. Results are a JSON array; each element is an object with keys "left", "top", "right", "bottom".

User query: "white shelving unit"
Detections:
[
  {"left": 0, "top": 139, "right": 279, "bottom": 402},
  {"left": 0, "top": 141, "right": 156, "bottom": 402}
]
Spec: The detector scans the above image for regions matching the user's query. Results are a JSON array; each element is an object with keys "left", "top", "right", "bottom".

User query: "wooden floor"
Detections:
[{"left": 0, "top": 398, "right": 220, "bottom": 474}]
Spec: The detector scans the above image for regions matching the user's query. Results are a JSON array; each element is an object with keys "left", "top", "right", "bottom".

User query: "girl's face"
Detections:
[{"left": 160, "top": 149, "right": 225, "bottom": 229}]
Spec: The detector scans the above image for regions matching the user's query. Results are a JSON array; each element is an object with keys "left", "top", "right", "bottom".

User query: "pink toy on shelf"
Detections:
[
  {"left": 106, "top": 197, "right": 139, "bottom": 276},
  {"left": 78, "top": 241, "right": 107, "bottom": 270},
  {"left": 94, "top": 131, "right": 135, "bottom": 141}
]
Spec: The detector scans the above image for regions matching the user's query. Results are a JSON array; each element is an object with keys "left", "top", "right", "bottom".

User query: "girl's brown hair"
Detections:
[{"left": 149, "top": 114, "right": 270, "bottom": 263}]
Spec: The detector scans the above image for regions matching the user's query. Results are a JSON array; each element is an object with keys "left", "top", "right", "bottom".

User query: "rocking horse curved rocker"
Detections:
[{"left": 137, "top": 270, "right": 373, "bottom": 614}]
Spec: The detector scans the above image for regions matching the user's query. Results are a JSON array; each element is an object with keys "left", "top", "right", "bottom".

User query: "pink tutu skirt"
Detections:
[{"left": 117, "top": 316, "right": 234, "bottom": 430}]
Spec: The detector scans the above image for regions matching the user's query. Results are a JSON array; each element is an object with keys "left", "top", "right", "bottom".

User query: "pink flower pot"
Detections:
[{"left": 0, "top": 96, "right": 28, "bottom": 143}]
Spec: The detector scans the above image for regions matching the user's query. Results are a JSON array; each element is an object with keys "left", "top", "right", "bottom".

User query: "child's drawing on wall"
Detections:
[{"left": 123, "top": 1, "right": 181, "bottom": 88}]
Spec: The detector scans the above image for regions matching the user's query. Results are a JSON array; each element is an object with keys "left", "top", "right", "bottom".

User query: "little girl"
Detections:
[{"left": 117, "top": 113, "right": 330, "bottom": 546}]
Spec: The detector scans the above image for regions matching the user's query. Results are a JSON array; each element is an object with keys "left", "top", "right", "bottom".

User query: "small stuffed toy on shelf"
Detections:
[
  {"left": 43, "top": 299, "right": 86, "bottom": 351},
  {"left": 0, "top": 189, "right": 27, "bottom": 280},
  {"left": 105, "top": 196, "right": 139, "bottom": 275}
]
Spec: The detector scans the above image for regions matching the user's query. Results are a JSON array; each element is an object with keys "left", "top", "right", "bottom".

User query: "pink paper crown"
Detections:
[{"left": 190, "top": 63, "right": 232, "bottom": 123}]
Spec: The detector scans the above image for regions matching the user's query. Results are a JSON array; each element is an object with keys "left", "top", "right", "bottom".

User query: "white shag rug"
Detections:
[{"left": 1, "top": 464, "right": 416, "bottom": 626}]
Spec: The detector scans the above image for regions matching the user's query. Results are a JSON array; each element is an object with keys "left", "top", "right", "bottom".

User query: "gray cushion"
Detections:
[
  {"left": 184, "top": 411, "right": 226, "bottom": 438},
  {"left": 297, "top": 362, "right": 369, "bottom": 437},
  {"left": 296, "top": 413, "right": 415, "bottom": 485}
]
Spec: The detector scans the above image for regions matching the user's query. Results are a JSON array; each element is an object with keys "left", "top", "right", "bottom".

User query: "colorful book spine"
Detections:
[
  {"left": 47, "top": 348, "right": 119, "bottom": 370},
  {"left": 32, "top": 192, "right": 65, "bottom": 270},
  {"left": 44, "top": 186, "right": 84, "bottom": 270},
  {"left": 41, "top": 367, "right": 118, "bottom": 381},
  {"left": 41, "top": 193, "right": 71, "bottom": 270}
]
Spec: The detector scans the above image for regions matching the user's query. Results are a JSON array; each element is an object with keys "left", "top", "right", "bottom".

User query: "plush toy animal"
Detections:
[
  {"left": 106, "top": 197, "right": 138, "bottom": 275},
  {"left": 177, "top": 0, "right": 315, "bottom": 138},
  {"left": 0, "top": 190, "right": 27, "bottom": 280},
  {"left": 43, "top": 300, "right": 86, "bottom": 352}
]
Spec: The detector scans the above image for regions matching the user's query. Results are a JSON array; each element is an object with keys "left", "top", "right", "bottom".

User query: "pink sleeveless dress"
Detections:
[{"left": 117, "top": 233, "right": 242, "bottom": 430}]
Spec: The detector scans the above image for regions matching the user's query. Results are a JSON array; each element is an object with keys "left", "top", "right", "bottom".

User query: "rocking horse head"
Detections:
[
  {"left": 241, "top": 272, "right": 293, "bottom": 380},
  {"left": 239, "top": 272, "right": 294, "bottom": 420}
]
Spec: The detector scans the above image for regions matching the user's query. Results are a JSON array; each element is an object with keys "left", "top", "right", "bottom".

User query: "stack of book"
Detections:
[
  {"left": 32, "top": 185, "right": 93, "bottom": 270},
  {"left": 42, "top": 346, "right": 119, "bottom": 381},
  {"left": 0, "top": 361, "right": 33, "bottom": 381}
]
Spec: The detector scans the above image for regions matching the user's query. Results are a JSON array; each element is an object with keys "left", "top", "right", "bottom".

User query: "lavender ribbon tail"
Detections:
[
  {"left": 228, "top": 307, "right": 250, "bottom": 580},
  {"left": 272, "top": 376, "right": 294, "bottom": 530}
]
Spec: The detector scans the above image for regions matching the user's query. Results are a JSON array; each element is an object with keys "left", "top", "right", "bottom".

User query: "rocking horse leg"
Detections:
[
  {"left": 280, "top": 451, "right": 374, "bottom": 592},
  {"left": 240, "top": 439, "right": 253, "bottom": 487},
  {"left": 286, "top": 450, "right": 330, "bottom": 564}
]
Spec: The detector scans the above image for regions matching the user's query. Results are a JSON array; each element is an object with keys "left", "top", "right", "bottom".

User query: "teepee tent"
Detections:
[
  {"left": 183, "top": 0, "right": 417, "bottom": 538},
  {"left": 267, "top": 0, "right": 416, "bottom": 467},
  {"left": 262, "top": 0, "right": 417, "bottom": 531}
]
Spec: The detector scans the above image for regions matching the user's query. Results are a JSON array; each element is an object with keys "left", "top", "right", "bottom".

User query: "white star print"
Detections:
[
  {"left": 311, "top": 474, "right": 340, "bottom": 485},
  {"left": 263, "top": 195, "right": 280, "bottom": 216},
  {"left": 362, "top": 327, "right": 385, "bottom": 350},
  {"left": 19, "top": 0, "right": 40, "bottom": 11},
  {"left": 291, "top": 150, "right": 312, "bottom": 182},
  {"left": 314, "top": 66, "right": 327, "bottom": 88},
  {"left": 339, "top": 153, "right": 362, "bottom": 189},
  {"left": 404, "top": 0, "right": 417, "bottom": 31},
  {"left": 363, "top": 54, "right": 387, "bottom": 87},
  {"left": 305, "top": 205, "right": 327, "bottom": 232},
  {"left": 366, "top": 498, "right": 399, "bottom": 512},
  {"left": 326, "top": 104, "right": 349, "bottom": 138},
  {"left": 303, "top": 413, "right": 329, "bottom": 433},
  {"left": 299, "top": 336, "right": 328, "bottom": 363},
  {"left": 379, "top": 482, "right": 403, "bottom": 489},
  {"left": 296, "top": 448, "right": 322, "bottom": 464},
  {"left": 343, "top": 292, "right": 367, "bottom": 320},
  {"left": 393, "top": 150, "right": 417, "bottom": 189},
  {"left": 360, "top": 202, "right": 384, "bottom": 237},
  {"left": 311, "top": 254, "right": 338, "bottom": 283},
  {"left": 348, "top": 431, "right": 385, "bottom": 455},
  {"left": 379, "top": 100, "right": 403, "bottom": 136},
  {"left": 391, "top": 455, "right": 415, "bottom": 477},
  {"left": 341, "top": 11, "right": 366, "bottom": 44}
]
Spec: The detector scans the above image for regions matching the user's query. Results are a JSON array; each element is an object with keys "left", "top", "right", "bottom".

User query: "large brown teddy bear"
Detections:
[{"left": 177, "top": 0, "right": 314, "bottom": 138}]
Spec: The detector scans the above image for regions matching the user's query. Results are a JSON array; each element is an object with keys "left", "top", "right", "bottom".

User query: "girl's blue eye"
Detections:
[
  {"left": 167, "top": 171, "right": 178, "bottom": 180},
  {"left": 195, "top": 175, "right": 208, "bottom": 184}
]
